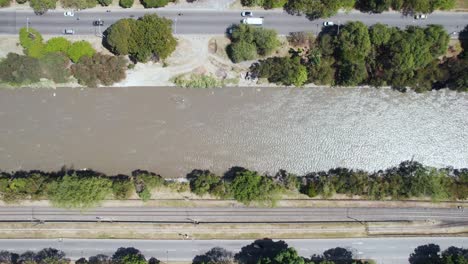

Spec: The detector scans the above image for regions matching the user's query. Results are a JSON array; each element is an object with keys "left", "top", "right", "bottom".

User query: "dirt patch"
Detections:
[{"left": 0, "top": 37, "right": 24, "bottom": 58}]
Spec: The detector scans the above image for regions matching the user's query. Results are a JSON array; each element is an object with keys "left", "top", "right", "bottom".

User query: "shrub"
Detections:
[
  {"left": 16, "top": 0, "right": 28, "bottom": 4},
  {"left": 0, "top": 53, "right": 42, "bottom": 84},
  {"left": 98, "top": 0, "right": 111, "bottom": 5},
  {"left": 111, "top": 177, "right": 134, "bottom": 199},
  {"left": 0, "top": 0, "right": 11, "bottom": 7},
  {"left": 140, "top": 0, "right": 170, "bottom": 8},
  {"left": 44, "top": 37, "right": 71, "bottom": 54},
  {"left": 229, "top": 170, "right": 280, "bottom": 205},
  {"left": 19, "top": 27, "right": 43, "bottom": 49},
  {"left": 47, "top": 173, "right": 112, "bottom": 208},
  {"left": 189, "top": 171, "right": 223, "bottom": 196},
  {"left": 29, "top": 0, "right": 57, "bottom": 14},
  {"left": 173, "top": 74, "right": 223, "bottom": 88},
  {"left": 60, "top": 0, "right": 97, "bottom": 8},
  {"left": 119, "top": 0, "right": 133, "bottom": 8},
  {"left": 71, "top": 53, "right": 127, "bottom": 87},
  {"left": 67, "top": 40, "right": 96, "bottom": 63},
  {"left": 39, "top": 52, "right": 71, "bottom": 83},
  {"left": 227, "top": 24, "right": 279, "bottom": 62},
  {"left": 132, "top": 170, "right": 165, "bottom": 201}
]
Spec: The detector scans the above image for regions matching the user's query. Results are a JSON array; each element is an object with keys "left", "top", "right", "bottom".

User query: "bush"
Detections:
[
  {"left": 173, "top": 73, "right": 223, "bottom": 88},
  {"left": 111, "top": 176, "right": 134, "bottom": 199},
  {"left": 229, "top": 170, "right": 280, "bottom": 205},
  {"left": 16, "top": 0, "right": 28, "bottom": 4},
  {"left": 140, "top": 0, "right": 171, "bottom": 8},
  {"left": 44, "top": 37, "right": 71, "bottom": 54},
  {"left": 0, "top": 53, "right": 42, "bottom": 85},
  {"left": 189, "top": 171, "right": 223, "bottom": 196},
  {"left": 98, "top": 0, "right": 111, "bottom": 5},
  {"left": 71, "top": 53, "right": 127, "bottom": 87},
  {"left": 251, "top": 56, "right": 308, "bottom": 86},
  {"left": 227, "top": 24, "right": 279, "bottom": 62},
  {"left": 132, "top": 170, "right": 165, "bottom": 201},
  {"left": 29, "top": 0, "right": 57, "bottom": 14},
  {"left": 0, "top": 0, "right": 11, "bottom": 7},
  {"left": 119, "top": 0, "right": 133, "bottom": 8},
  {"left": 19, "top": 27, "right": 43, "bottom": 49},
  {"left": 39, "top": 52, "right": 71, "bottom": 83},
  {"left": 67, "top": 40, "right": 96, "bottom": 63},
  {"left": 60, "top": 0, "right": 97, "bottom": 8},
  {"left": 47, "top": 173, "right": 112, "bottom": 208},
  {"left": 105, "top": 14, "right": 177, "bottom": 62}
]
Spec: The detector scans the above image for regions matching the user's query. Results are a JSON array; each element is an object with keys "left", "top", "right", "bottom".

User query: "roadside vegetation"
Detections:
[
  {"left": 248, "top": 23, "right": 467, "bottom": 92},
  {"left": 242, "top": 0, "right": 456, "bottom": 18},
  {"left": 9, "top": 0, "right": 175, "bottom": 15},
  {"left": 0, "top": 27, "right": 127, "bottom": 87},
  {"left": 0, "top": 241, "right": 466, "bottom": 264},
  {"left": 227, "top": 24, "right": 280, "bottom": 63},
  {"left": 104, "top": 14, "right": 177, "bottom": 63},
  {"left": 0, "top": 160, "right": 466, "bottom": 208}
]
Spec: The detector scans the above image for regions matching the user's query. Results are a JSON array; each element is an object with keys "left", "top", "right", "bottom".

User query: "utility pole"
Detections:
[
  {"left": 174, "top": 17, "right": 177, "bottom": 35},
  {"left": 26, "top": 17, "right": 29, "bottom": 32},
  {"left": 337, "top": 20, "right": 340, "bottom": 35}
]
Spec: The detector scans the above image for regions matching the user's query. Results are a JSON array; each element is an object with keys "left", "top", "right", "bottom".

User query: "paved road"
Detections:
[
  {"left": 0, "top": 206, "right": 466, "bottom": 223},
  {"left": 0, "top": 10, "right": 466, "bottom": 35},
  {"left": 0, "top": 237, "right": 466, "bottom": 263}
]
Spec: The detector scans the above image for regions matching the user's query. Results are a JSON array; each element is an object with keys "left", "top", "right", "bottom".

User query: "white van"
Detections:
[{"left": 242, "top": 17, "right": 263, "bottom": 26}]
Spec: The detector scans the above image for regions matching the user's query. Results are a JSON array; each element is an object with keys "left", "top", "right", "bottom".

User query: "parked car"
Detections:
[
  {"left": 64, "top": 11, "right": 74, "bottom": 16},
  {"left": 64, "top": 29, "right": 75, "bottom": 35},
  {"left": 241, "top": 11, "right": 253, "bottom": 17},
  {"left": 414, "top": 14, "right": 427, "bottom": 19},
  {"left": 323, "top": 21, "right": 334, "bottom": 26},
  {"left": 93, "top": 20, "right": 104, "bottom": 26}
]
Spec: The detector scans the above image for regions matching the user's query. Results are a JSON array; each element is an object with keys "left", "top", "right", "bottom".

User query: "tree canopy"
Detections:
[{"left": 104, "top": 14, "right": 177, "bottom": 62}]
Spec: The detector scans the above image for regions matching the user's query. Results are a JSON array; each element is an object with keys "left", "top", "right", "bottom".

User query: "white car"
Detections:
[
  {"left": 323, "top": 21, "right": 334, "bottom": 26},
  {"left": 64, "top": 11, "right": 74, "bottom": 16},
  {"left": 64, "top": 29, "right": 75, "bottom": 35},
  {"left": 414, "top": 14, "right": 427, "bottom": 20},
  {"left": 241, "top": 11, "right": 253, "bottom": 17}
]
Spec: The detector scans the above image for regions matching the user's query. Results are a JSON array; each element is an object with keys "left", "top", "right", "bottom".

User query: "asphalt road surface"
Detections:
[
  {"left": 0, "top": 10, "right": 466, "bottom": 35},
  {"left": 0, "top": 206, "right": 466, "bottom": 223},
  {"left": 0, "top": 237, "right": 467, "bottom": 263}
]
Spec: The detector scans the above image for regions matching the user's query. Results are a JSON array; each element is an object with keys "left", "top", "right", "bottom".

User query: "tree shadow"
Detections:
[
  {"left": 234, "top": 238, "right": 288, "bottom": 264},
  {"left": 223, "top": 166, "right": 248, "bottom": 182},
  {"left": 408, "top": 244, "right": 441, "bottom": 264}
]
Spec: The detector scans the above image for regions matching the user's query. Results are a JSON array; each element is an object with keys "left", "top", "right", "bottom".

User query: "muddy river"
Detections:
[{"left": 0, "top": 86, "right": 467, "bottom": 177}]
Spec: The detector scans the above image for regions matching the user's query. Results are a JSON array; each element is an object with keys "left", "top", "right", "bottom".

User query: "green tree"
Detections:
[
  {"left": 253, "top": 28, "right": 280, "bottom": 56},
  {"left": 47, "top": 173, "right": 112, "bottom": 208},
  {"left": 119, "top": 0, "right": 133, "bottom": 7},
  {"left": 29, "top": 0, "right": 57, "bottom": 14},
  {"left": 229, "top": 170, "right": 280, "bottom": 205},
  {"left": 0, "top": 53, "right": 42, "bottom": 84},
  {"left": 356, "top": 0, "right": 392, "bottom": 13},
  {"left": 105, "top": 14, "right": 177, "bottom": 62},
  {"left": 337, "top": 21, "right": 371, "bottom": 62},
  {"left": 0, "top": 0, "right": 11, "bottom": 7},
  {"left": 97, "top": 0, "right": 112, "bottom": 5},
  {"left": 252, "top": 56, "right": 308, "bottom": 86},
  {"left": 44, "top": 37, "right": 72, "bottom": 54},
  {"left": 71, "top": 53, "right": 127, "bottom": 87},
  {"left": 189, "top": 171, "right": 223, "bottom": 196},
  {"left": 67, "top": 40, "right": 96, "bottom": 63},
  {"left": 140, "top": 0, "right": 171, "bottom": 8},
  {"left": 19, "top": 27, "right": 45, "bottom": 58},
  {"left": 228, "top": 41, "right": 258, "bottom": 62},
  {"left": 60, "top": 0, "right": 97, "bottom": 9},
  {"left": 111, "top": 177, "right": 134, "bottom": 199},
  {"left": 112, "top": 248, "right": 146, "bottom": 264},
  {"left": 39, "top": 52, "right": 71, "bottom": 83}
]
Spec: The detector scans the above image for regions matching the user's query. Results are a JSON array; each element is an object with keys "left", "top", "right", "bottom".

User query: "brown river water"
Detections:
[{"left": 0, "top": 86, "right": 467, "bottom": 177}]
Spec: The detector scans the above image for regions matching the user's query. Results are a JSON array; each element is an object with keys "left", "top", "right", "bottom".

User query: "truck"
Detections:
[{"left": 241, "top": 17, "right": 263, "bottom": 26}]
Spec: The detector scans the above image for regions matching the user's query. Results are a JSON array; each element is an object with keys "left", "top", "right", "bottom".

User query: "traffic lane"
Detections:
[
  {"left": 0, "top": 237, "right": 467, "bottom": 263},
  {"left": 0, "top": 207, "right": 466, "bottom": 222}
]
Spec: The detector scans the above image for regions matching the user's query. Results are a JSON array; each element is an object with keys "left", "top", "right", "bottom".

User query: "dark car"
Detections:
[{"left": 93, "top": 20, "right": 104, "bottom": 26}]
